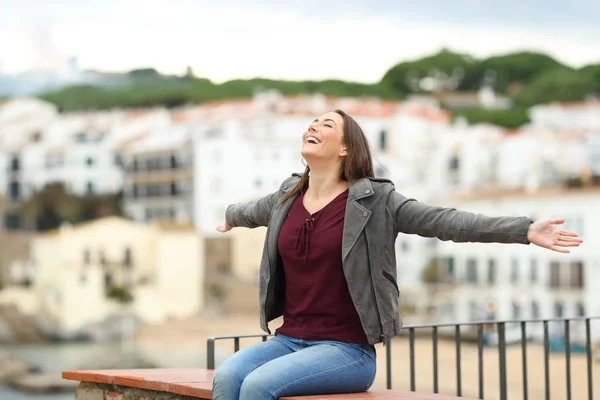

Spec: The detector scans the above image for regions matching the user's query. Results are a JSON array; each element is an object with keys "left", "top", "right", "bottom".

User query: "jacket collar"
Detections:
[
  {"left": 283, "top": 174, "right": 374, "bottom": 200},
  {"left": 349, "top": 178, "right": 374, "bottom": 201}
]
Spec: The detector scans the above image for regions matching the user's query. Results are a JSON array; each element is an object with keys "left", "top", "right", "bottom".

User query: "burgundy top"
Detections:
[{"left": 276, "top": 189, "right": 369, "bottom": 344}]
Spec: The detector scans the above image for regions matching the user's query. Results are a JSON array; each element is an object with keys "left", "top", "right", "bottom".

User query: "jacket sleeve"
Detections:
[
  {"left": 386, "top": 190, "right": 533, "bottom": 244},
  {"left": 225, "top": 176, "right": 298, "bottom": 228},
  {"left": 225, "top": 191, "right": 281, "bottom": 228}
]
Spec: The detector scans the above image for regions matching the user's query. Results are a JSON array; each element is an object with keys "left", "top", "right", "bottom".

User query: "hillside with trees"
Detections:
[{"left": 38, "top": 50, "right": 600, "bottom": 128}]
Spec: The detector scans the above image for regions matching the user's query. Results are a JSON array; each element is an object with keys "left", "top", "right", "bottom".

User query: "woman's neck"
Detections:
[{"left": 305, "top": 163, "right": 347, "bottom": 199}]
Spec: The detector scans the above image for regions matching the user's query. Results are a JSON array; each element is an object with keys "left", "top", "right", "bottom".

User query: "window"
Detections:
[
  {"left": 554, "top": 301, "right": 564, "bottom": 318},
  {"left": 401, "top": 241, "right": 409, "bottom": 252},
  {"left": 576, "top": 302, "right": 586, "bottom": 317},
  {"left": 9, "top": 181, "right": 20, "bottom": 200},
  {"left": 570, "top": 261, "right": 584, "bottom": 288},
  {"left": 550, "top": 261, "right": 560, "bottom": 288},
  {"left": 531, "top": 301, "right": 540, "bottom": 319},
  {"left": 99, "top": 250, "right": 107, "bottom": 266},
  {"left": 511, "top": 258, "right": 519, "bottom": 283},
  {"left": 133, "top": 159, "right": 139, "bottom": 171},
  {"left": 132, "top": 185, "right": 139, "bottom": 198},
  {"left": 170, "top": 154, "right": 178, "bottom": 169},
  {"left": 445, "top": 257, "right": 455, "bottom": 281},
  {"left": 380, "top": 129, "right": 388, "bottom": 151},
  {"left": 512, "top": 303, "right": 521, "bottom": 320},
  {"left": 83, "top": 249, "right": 91, "bottom": 265},
  {"left": 85, "top": 157, "right": 94, "bottom": 167},
  {"left": 449, "top": 155, "right": 460, "bottom": 171},
  {"left": 4, "top": 212, "right": 21, "bottom": 230},
  {"left": 86, "top": 181, "right": 94, "bottom": 195},
  {"left": 104, "top": 273, "right": 113, "bottom": 287},
  {"left": 466, "top": 258, "right": 478, "bottom": 283},
  {"left": 10, "top": 156, "right": 20, "bottom": 171},
  {"left": 123, "top": 247, "right": 133, "bottom": 268},
  {"left": 487, "top": 259, "right": 496, "bottom": 284},
  {"left": 530, "top": 258, "right": 538, "bottom": 283},
  {"left": 170, "top": 182, "right": 178, "bottom": 196}
]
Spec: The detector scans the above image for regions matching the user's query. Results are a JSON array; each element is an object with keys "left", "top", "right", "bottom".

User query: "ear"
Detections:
[{"left": 339, "top": 147, "right": 348, "bottom": 157}]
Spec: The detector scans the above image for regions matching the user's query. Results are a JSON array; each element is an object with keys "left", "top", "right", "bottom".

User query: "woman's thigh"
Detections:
[
  {"left": 239, "top": 341, "right": 376, "bottom": 400},
  {"left": 212, "top": 335, "right": 297, "bottom": 400}
]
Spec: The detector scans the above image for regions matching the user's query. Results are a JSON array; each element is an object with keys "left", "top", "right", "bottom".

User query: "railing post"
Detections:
[
  {"left": 455, "top": 325, "right": 462, "bottom": 397},
  {"left": 409, "top": 328, "right": 416, "bottom": 392},
  {"left": 207, "top": 337, "right": 215, "bottom": 370},
  {"left": 432, "top": 326, "right": 439, "bottom": 393},
  {"left": 544, "top": 320, "right": 550, "bottom": 400},
  {"left": 521, "top": 321, "right": 528, "bottom": 400},
  {"left": 498, "top": 322, "right": 507, "bottom": 400},
  {"left": 477, "top": 324, "right": 484, "bottom": 400},
  {"left": 386, "top": 340, "right": 392, "bottom": 390},
  {"left": 206, "top": 337, "right": 215, "bottom": 369},
  {"left": 565, "top": 319, "right": 572, "bottom": 400},
  {"left": 586, "top": 318, "right": 593, "bottom": 400}
]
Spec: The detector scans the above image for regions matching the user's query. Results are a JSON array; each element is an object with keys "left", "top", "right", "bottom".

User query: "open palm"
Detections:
[{"left": 527, "top": 218, "right": 583, "bottom": 253}]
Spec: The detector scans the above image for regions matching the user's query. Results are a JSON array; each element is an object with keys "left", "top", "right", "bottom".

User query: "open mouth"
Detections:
[{"left": 306, "top": 136, "right": 321, "bottom": 144}]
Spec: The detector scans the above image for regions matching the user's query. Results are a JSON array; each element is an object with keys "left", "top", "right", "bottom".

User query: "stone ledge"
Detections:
[
  {"left": 75, "top": 382, "right": 201, "bottom": 400},
  {"left": 64, "top": 368, "right": 479, "bottom": 399}
]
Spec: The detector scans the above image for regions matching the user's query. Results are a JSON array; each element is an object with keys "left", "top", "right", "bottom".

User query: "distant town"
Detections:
[{"left": 0, "top": 91, "right": 598, "bottom": 348}]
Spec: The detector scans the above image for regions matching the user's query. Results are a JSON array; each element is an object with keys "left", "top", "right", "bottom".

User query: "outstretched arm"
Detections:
[
  {"left": 387, "top": 191, "right": 583, "bottom": 252},
  {"left": 216, "top": 190, "right": 281, "bottom": 232}
]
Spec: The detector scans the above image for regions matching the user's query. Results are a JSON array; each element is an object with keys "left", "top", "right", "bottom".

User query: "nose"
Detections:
[{"left": 308, "top": 122, "right": 317, "bottom": 132}]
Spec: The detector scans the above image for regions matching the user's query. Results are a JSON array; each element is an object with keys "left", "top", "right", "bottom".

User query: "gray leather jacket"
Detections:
[{"left": 226, "top": 174, "right": 533, "bottom": 344}]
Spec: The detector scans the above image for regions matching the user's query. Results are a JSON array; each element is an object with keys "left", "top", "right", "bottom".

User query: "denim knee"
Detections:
[
  {"left": 239, "top": 371, "right": 277, "bottom": 400},
  {"left": 212, "top": 362, "right": 246, "bottom": 399}
]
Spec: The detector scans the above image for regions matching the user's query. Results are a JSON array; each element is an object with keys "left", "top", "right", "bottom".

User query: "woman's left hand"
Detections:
[{"left": 527, "top": 218, "right": 584, "bottom": 253}]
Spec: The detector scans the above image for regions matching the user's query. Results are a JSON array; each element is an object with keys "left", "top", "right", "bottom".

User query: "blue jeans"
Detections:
[{"left": 212, "top": 333, "right": 376, "bottom": 400}]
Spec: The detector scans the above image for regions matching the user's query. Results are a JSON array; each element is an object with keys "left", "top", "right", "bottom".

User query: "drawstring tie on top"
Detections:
[{"left": 295, "top": 217, "right": 314, "bottom": 260}]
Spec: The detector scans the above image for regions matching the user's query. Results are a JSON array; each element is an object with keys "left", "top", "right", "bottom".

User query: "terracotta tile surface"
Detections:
[
  {"left": 169, "top": 381, "right": 213, "bottom": 399},
  {"left": 62, "top": 369, "right": 475, "bottom": 399}
]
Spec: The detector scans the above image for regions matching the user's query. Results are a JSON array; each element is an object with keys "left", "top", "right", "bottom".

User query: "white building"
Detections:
[
  {"left": 192, "top": 93, "right": 400, "bottom": 237},
  {"left": 122, "top": 124, "right": 196, "bottom": 224},
  {"left": 17, "top": 111, "right": 127, "bottom": 197},
  {"left": 0, "top": 98, "right": 60, "bottom": 228},
  {"left": 420, "top": 186, "right": 600, "bottom": 341},
  {"left": 529, "top": 100, "right": 600, "bottom": 131},
  {"left": 27, "top": 216, "right": 204, "bottom": 338}
]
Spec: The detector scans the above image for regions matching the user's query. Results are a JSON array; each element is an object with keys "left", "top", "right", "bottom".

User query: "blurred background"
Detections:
[{"left": 1, "top": 1, "right": 599, "bottom": 399}]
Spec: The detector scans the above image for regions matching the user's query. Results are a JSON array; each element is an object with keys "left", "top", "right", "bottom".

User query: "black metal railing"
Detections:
[{"left": 207, "top": 317, "right": 598, "bottom": 400}]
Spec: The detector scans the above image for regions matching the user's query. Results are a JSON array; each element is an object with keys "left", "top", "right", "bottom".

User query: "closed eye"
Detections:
[{"left": 324, "top": 124, "right": 332, "bottom": 128}]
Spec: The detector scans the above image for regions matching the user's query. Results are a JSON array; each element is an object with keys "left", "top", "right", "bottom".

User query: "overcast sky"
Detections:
[{"left": 1, "top": 0, "right": 599, "bottom": 83}]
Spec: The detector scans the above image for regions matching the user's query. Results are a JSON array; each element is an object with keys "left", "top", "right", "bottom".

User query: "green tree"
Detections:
[
  {"left": 514, "top": 68, "right": 598, "bottom": 107},
  {"left": 21, "top": 183, "right": 123, "bottom": 232},
  {"left": 580, "top": 64, "right": 600, "bottom": 92},
  {"left": 452, "top": 107, "right": 531, "bottom": 129},
  {"left": 381, "top": 49, "right": 476, "bottom": 95},
  {"left": 475, "top": 52, "right": 565, "bottom": 93}
]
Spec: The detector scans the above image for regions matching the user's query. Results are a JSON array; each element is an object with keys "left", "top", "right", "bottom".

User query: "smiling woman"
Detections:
[{"left": 213, "top": 110, "right": 583, "bottom": 400}]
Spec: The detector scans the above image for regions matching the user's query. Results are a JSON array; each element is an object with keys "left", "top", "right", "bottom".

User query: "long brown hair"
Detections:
[{"left": 279, "top": 109, "right": 374, "bottom": 204}]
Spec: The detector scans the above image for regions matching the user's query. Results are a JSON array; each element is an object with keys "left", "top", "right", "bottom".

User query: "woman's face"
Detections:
[{"left": 301, "top": 111, "right": 347, "bottom": 162}]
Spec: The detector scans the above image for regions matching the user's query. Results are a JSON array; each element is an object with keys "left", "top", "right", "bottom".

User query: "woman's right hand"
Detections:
[{"left": 216, "top": 223, "right": 233, "bottom": 233}]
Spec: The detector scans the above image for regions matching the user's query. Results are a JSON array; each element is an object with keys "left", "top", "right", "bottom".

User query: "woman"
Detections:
[{"left": 212, "top": 110, "right": 583, "bottom": 400}]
